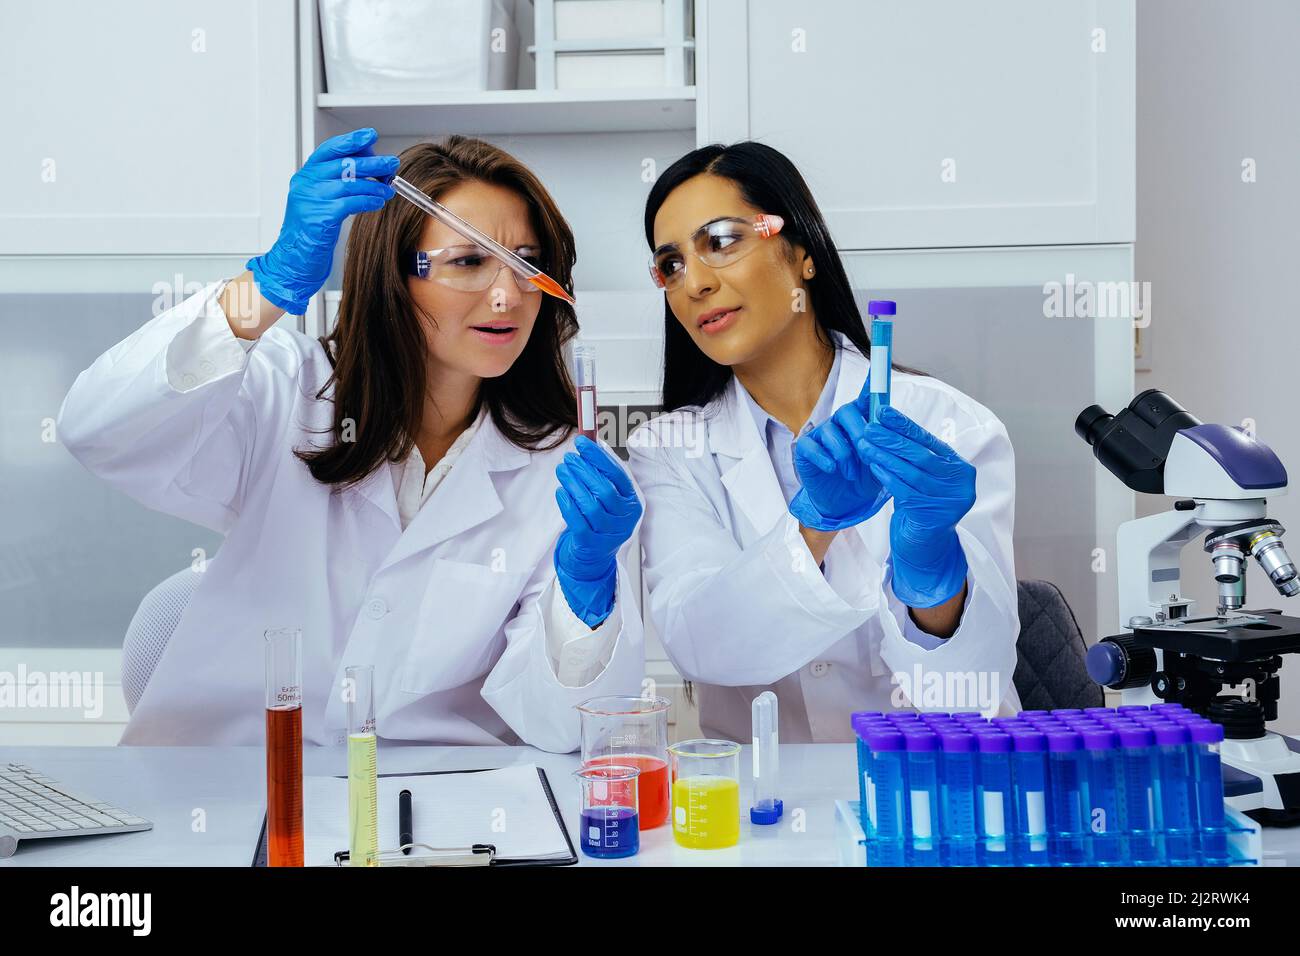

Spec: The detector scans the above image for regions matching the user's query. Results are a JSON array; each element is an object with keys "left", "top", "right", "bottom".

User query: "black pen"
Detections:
[{"left": 399, "top": 789, "right": 413, "bottom": 855}]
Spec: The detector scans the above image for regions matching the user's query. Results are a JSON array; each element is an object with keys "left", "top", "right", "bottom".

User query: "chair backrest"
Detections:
[
  {"left": 1013, "top": 578, "right": 1104, "bottom": 711},
  {"left": 121, "top": 566, "right": 205, "bottom": 714}
]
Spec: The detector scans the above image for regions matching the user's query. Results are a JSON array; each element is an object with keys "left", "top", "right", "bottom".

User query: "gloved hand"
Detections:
[
  {"left": 857, "top": 404, "right": 977, "bottom": 608},
  {"left": 246, "top": 128, "right": 398, "bottom": 314},
  {"left": 553, "top": 436, "right": 643, "bottom": 627},
  {"left": 789, "top": 376, "right": 892, "bottom": 531}
]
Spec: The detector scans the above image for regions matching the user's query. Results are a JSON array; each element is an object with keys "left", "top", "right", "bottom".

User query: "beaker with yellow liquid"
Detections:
[{"left": 668, "top": 739, "right": 741, "bottom": 849}]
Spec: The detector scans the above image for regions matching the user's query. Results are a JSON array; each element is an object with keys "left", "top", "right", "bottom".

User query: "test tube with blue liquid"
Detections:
[
  {"left": 903, "top": 730, "right": 940, "bottom": 865},
  {"left": 1080, "top": 728, "right": 1124, "bottom": 865},
  {"left": 1153, "top": 722, "right": 1198, "bottom": 864},
  {"left": 1115, "top": 723, "right": 1162, "bottom": 864},
  {"left": 574, "top": 764, "right": 640, "bottom": 859},
  {"left": 1187, "top": 720, "right": 1228, "bottom": 862},
  {"left": 1046, "top": 731, "right": 1088, "bottom": 865},
  {"left": 938, "top": 730, "right": 978, "bottom": 865},
  {"left": 866, "top": 728, "right": 907, "bottom": 866},
  {"left": 1010, "top": 729, "right": 1050, "bottom": 865},
  {"left": 867, "top": 300, "right": 895, "bottom": 423},
  {"left": 976, "top": 731, "right": 1014, "bottom": 865}
]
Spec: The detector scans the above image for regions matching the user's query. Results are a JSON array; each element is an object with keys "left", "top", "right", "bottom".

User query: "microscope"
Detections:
[{"left": 1076, "top": 390, "right": 1300, "bottom": 825}]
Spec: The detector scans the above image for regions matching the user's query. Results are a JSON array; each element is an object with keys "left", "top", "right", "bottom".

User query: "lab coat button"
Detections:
[
  {"left": 181, "top": 372, "right": 197, "bottom": 388},
  {"left": 810, "top": 661, "right": 831, "bottom": 678},
  {"left": 365, "top": 597, "right": 388, "bottom": 619},
  {"left": 199, "top": 358, "right": 214, "bottom": 373}
]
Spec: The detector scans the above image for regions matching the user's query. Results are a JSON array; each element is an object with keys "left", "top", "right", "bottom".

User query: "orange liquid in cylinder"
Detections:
[{"left": 266, "top": 705, "right": 304, "bottom": 866}]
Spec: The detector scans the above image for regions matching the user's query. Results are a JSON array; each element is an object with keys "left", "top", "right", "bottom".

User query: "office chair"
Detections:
[
  {"left": 121, "top": 566, "right": 205, "bottom": 713},
  {"left": 1012, "top": 578, "right": 1104, "bottom": 711}
]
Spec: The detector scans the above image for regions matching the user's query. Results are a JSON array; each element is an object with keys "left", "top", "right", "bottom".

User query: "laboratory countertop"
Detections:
[{"left": 1, "top": 743, "right": 1298, "bottom": 868}]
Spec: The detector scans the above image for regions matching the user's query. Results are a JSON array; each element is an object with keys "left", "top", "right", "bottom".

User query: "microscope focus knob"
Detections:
[{"left": 1086, "top": 635, "right": 1157, "bottom": 689}]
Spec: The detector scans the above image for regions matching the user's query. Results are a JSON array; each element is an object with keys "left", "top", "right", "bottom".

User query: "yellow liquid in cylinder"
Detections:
[
  {"left": 672, "top": 775, "right": 740, "bottom": 848},
  {"left": 348, "top": 733, "right": 379, "bottom": 866}
]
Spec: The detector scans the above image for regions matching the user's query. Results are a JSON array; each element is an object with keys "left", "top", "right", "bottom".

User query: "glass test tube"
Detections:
[
  {"left": 573, "top": 342, "right": 598, "bottom": 441},
  {"left": 265, "top": 627, "right": 304, "bottom": 867},
  {"left": 750, "top": 691, "right": 782, "bottom": 825},
  {"left": 347, "top": 664, "right": 379, "bottom": 867},
  {"left": 1081, "top": 728, "right": 1124, "bottom": 865},
  {"left": 867, "top": 299, "right": 896, "bottom": 423}
]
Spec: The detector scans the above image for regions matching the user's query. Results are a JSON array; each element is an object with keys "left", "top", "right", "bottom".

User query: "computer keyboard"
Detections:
[{"left": 0, "top": 762, "right": 151, "bottom": 858}]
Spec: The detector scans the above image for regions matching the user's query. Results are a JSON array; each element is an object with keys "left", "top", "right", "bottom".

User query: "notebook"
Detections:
[{"left": 252, "top": 764, "right": 576, "bottom": 867}]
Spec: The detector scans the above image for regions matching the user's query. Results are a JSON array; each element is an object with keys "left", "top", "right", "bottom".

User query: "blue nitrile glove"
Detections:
[
  {"left": 553, "top": 436, "right": 643, "bottom": 627},
  {"left": 857, "top": 404, "right": 977, "bottom": 608},
  {"left": 246, "top": 128, "right": 398, "bottom": 314},
  {"left": 789, "top": 373, "right": 892, "bottom": 531}
]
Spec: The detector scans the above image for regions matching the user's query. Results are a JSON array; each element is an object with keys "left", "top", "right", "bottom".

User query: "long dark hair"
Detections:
[
  {"left": 644, "top": 141, "right": 923, "bottom": 411},
  {"left": 296, "top": 136, "right": 579, "bottom": 490}
]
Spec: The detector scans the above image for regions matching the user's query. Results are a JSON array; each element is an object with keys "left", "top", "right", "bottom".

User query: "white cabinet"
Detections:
[
  {"left": 0, "top": 0, "right": 297, "bottom": 256},
  {"left": 699, "top": 0, "right": 1134, "bottom": 249}
]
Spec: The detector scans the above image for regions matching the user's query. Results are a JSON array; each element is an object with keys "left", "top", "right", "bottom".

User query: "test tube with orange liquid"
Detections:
[
  {"left": 265, "top": 627, "right": 303, "bottom": 867},
  {"left": 573, "top": 343, "right": 598, "bottom": 441}
]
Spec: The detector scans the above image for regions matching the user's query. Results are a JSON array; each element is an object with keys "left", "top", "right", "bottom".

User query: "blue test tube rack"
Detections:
[{"left": 849, "top": 705, "right": 1255, "bottom": 867}]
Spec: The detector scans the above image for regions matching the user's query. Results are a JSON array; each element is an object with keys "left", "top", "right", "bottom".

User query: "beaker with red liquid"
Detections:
[
  {"left": 265, "top": 627, "right": 303, "bottom": 866},
  {"left": 572, "top": 342, "right": 598, "bottom": 441},
  {"left": 577, "top": 695, "right": 671, "bottom": 830}
]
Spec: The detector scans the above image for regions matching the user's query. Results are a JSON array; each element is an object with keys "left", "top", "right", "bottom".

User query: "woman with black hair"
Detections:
[{"left": 626, "top": 143, "right": 1021, "bottom": 742}]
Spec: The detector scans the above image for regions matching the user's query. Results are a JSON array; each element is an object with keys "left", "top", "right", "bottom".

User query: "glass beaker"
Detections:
[
  {"left": 668, "top": 739, "right": 742, "bottom": 849},
  {"left": 577, "top": 695, "right": 671, "bottom": 830},
  {"left": 574, "top": 764, "right": 640, "bottom": 859}
]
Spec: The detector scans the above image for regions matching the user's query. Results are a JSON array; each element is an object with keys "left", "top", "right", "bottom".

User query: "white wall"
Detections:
[{"left": 1135, "top": 0, "right": 1300, "bottom": 733}]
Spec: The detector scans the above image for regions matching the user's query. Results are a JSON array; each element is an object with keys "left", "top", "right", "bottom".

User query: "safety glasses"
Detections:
[
  {"left": 408, "top": 244, "right": 545, "bottom": 294},
  {"left": 648, "top": 214, "right": 785, "bottom": 290}
]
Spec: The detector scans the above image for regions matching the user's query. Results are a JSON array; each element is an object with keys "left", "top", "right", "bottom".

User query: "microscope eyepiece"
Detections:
[
  {"left": 1074, "top": 390, "right": 1201, "bottom": 495},
  {"left": 1074, "top": 405, "right": 1113, "bottom": 446}
]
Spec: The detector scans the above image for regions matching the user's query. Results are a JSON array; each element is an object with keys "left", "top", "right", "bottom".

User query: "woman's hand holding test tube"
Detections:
[
  {"left": 789, "top": 376, "right": 892, "bottom": 532},
  {"left": 856, "top": 405, "right": 976, "bottom": 608},
  {"left": 553, "top": 438, "right": 643, "bottom": 628}
]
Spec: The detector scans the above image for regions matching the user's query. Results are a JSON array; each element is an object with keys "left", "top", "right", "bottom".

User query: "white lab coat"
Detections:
[
  {"left": 57, "top": 282, "right": 644, "bottom": 750},
  {"left": 626, "top": 339, "right": 1021, "bottom": 743}
]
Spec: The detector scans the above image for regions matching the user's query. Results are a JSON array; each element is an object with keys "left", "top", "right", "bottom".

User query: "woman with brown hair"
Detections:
[{"left": 58, "top": 129, "right": 645, "bottom": 751}]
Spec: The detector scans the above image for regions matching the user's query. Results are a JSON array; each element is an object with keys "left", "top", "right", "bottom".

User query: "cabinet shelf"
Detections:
[{"left": 316, "top": 86, "right": 697, "bottom": 136}]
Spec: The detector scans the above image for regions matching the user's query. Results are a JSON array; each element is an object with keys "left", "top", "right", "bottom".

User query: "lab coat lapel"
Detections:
[
  {"left": 378, "top": 414, "right": 529, "bottom": 572},
  {"left": 349, "top": 457, "right": 401, "bottom": 533},
  {"left": 713, "top": 376, "right": 788, "bottom": 537}
]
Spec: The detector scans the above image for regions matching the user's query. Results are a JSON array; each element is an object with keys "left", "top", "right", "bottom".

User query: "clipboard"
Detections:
[{"left": 252, "top": 765, "right": 577, "bottom": 868}]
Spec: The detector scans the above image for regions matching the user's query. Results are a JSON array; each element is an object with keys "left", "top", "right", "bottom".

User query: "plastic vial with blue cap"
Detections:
[
  {"left": 1081, "top": 728, "right": 1125, "bottom": 865},
  {"left": 866, "top": 300, "right": 895, "bottom": 424},
  {"left": 750, "top": 691, "right": 783, "bottom": 826},
  {"left": 1046, "top": 730, "right": 1087, "bottom": 865},
  {"left": 976, "top": 731, "right": 1014, "bottom": 865},
  {"left": 1116, "top": 724, "right": 1162, "bottom": 864},
  {"left": 903, "top": 729, "right": 940, "bottom": 865},
  {"left": 938, "top": 730, "right": 978, "bottom": 865},
  {"left": 867, "top": 728, "right": 907, "bottom": 866},
  {"left": 1153, "top": 722, "right": 1198, "bottom": 864},
  {"left": 1187, "top": 720, "right": 1228, "bottom": 863},
  {"left": 1009, "top": 729, "right": 1050, "bottom": 865}
]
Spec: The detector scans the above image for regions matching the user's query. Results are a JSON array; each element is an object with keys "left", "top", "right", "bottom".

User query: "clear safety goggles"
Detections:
[
  {"left": 408, "top": 244, "right": 545, "bottom": 294},
  {"left": 648, "top": 214, "right": 785, "bottom": 290}
]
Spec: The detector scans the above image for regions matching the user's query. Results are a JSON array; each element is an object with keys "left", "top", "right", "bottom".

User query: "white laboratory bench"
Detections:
[{"left": 2, "top": 744, "right": 1298, "bottom": 867}]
